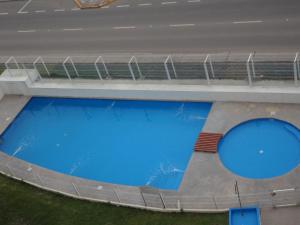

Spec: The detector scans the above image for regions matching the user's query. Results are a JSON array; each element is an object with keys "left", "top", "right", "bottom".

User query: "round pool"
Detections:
[{"left": 218, "top": 118, "right": 300, "bottom": 179}]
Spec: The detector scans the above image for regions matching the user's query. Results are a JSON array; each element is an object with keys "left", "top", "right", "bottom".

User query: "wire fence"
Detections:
[
  {"left": 0, "top": 153, "right": 299, "bottom": 212},
  {"left": 1, "top": 52, "right": 299, "bottom": 86}
]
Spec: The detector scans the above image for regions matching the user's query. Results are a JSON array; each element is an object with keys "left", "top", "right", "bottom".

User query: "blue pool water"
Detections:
[
  {"left": 219, "top": 118, "right": 300, "bottom": 179},
  {"left": 230, "top": 208, "right": 260, "bottom": 225},
  {"left": 0, "top": 97, "right": 211, "bottom": 190}
]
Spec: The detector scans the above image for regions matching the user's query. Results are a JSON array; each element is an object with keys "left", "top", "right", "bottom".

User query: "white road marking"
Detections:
[
  {"left": 0, "top": 12, "right": 8, "bottom": 15},
  {"left": 63, "top": 28, "right": 83, "bottom": 31},
  {"left": 18, "top": 30, "right": 36, "bottom": 33},
  {"left": 138, "top": 3, "right": 152, "bottom": 6},
  {"left": 233, "top": 20, "right": 263, "bottom": 24},
  {"left": 54, "top": 9, "right": 65, "bottom": 12},
  {"left": 117, "top": 4, "right": 130, "bottom": 7},
  {"left": 162, "top": 1, "right": 177, "bottom": 5},
  {"left": 17, "top": 11, "right": 29, "bottom": 14},
  {"left": 17, "top": 0, "right": 32, "bottom": 13},
  {"left": 188, "top": 0, "right": 201, "bottom": 2},
  {"left": 35, "top": 10, "right": 46, "bottom": 13},
  {"left": 169, "top": 23, "right": 195, "bottom": 27},
  {"left": 102, "top": 6, "right": 110, "bottom": 8},
  {"left": 113, "top": 26, "right": 136, "bottom": 29},
  {"left": 71, "top": 8, "right": 80, "bottom": 11}
]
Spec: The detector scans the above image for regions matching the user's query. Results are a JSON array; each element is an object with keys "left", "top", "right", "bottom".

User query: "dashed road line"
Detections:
[
  {"left": 54, "top": 9, "right": 66, "bottom": 12},
  {"left": 17, "top": 0, "right": 32, "bottom": 13},
  {"left": 117, "top": 4, "right": 130, "bottom": 8},
  {"left": 63, "top": 28, "right": 83, "bottom": 31},
  {"left": 113, "top": 26, "right": 136, "bottom": 29},
  {"left": 0, "top": 13, "right": 8, "bottom": 15},
  {"left": 169, "top": 23, "right": 195, "bottom": 27},
  {"left": 162, "top": 1, "right": 177, "bottom": 5},
  {"left": 71, "top": 8, "right": 80, "bottom": 11},
  {"left": 188, "top": 0, "right": 201, "bottom": 2},
  {"left": 138, "top": 3, "right": 152, "bottom": 6},
  {"left": 101, "top": 6, "right": 110, "bottom": 8},
  {"left": 18, "top": 30, "right": 36, "bottom": 33},
  {"left": 35, "top": 10, "right": 46, "bottom": 13},
  {"left": 233, "top": 20, "right": 263, "bottom": 24}
]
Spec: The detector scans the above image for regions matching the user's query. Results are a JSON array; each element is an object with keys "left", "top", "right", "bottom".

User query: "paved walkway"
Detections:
[{"left": 262, "top": 207, "right": 300, "bottom": 225}]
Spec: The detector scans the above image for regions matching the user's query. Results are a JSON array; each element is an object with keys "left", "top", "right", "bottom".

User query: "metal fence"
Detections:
[
  {"left": 1, "top": 52, "right": 299, "bottom": 86},
  {"left": 0, "top": 153, "right": 299, "bottom": 212}
]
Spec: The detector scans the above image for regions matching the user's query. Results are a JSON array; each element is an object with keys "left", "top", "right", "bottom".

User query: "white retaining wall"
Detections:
[{"left": 1, "top": 69, "right": 300, "bottom": 104}]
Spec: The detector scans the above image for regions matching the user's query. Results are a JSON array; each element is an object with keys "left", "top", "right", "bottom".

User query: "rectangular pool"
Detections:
[
  {"left": 0, "top": 97, "right": 211, "bottom": 190},
  {"left": 230, "top": 208, "right": 261, "bottom": 225}
]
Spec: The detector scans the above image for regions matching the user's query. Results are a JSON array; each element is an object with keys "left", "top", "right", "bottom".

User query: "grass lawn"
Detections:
[{"left": 0, "top": 174, "right": 228, "bottom": 225}]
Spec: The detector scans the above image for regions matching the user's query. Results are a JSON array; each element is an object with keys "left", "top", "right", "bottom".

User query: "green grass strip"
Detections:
[{"left": 0, "top": 174, "right": 228, "bottom": 225}]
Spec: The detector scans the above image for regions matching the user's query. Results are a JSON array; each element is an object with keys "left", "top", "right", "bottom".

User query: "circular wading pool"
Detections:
[{"left": 218, "top": 118, "right": 300, "bottom": 179}]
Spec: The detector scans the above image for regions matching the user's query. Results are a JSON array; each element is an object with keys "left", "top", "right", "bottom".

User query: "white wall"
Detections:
[
  {"left": 29, "top": 81, "right": 300, "bottom": 104},
  {"left": 1, "top": 69, "right": 300, "bottom": 104}
]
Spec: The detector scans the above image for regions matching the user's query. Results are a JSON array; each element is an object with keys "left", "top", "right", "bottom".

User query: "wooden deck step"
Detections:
[{"left": 194, "top": 132, "right": 223, "bottom": 153}]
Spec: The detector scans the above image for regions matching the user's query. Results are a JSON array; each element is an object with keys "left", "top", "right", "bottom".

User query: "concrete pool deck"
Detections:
[
  {"left": 180, "top": 102, "right": 300, "bottom": 196},
  {"left": 0, "top": 95, "right": 299, "bottom": 214}
]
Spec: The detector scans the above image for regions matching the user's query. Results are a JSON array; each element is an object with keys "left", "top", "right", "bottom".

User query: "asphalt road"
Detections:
[{"left": 0, "top": 0, "right": 299, "bottom": 55}]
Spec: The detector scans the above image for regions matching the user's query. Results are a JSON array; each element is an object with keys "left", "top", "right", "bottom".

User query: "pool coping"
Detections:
[{"left": 0, "top": 95, "right": 299, "bottom": 212}]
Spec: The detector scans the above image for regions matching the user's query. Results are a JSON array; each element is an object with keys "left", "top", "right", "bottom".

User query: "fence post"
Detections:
[
  {"left": 246, "top": 53, "right": 253, "bottom": 86},
  {"left": 128, "top": 56, "right": 137, "bottom": 81},
  {"left": 212, "top": 196, "right": 218, "bottom": 209},
  {"left": 69, "top": 57, "right": 79, "bottom": 77},
  {"left": 21, "top": 63, "right": 34, "bottom": 83},
  {"left": 5, "top": 56, "right": 20, "bottom": 77},
  {"left": 113, "top": 188, "right": 121, "bottom": 203},
  {"left": 33, "top": 56, "right": 47, "bottom": 80},
  {"left": 293, "top": 52, "right": 299, "bottom": 85},
  {"left": 159, "top": 192, "right": 166, "bottom": 209},
  {"left": 204, "top": 55, "right": 211, "bottom": 84},
  {"left": 169, "top": 55, "right": 177, "bottom": 79},
  {"left": 36, "top": 173, "right": 44, "bottom": 187},
  {"left": 6, "top": 163, "right": 15, "bottom": 177},
  {"left": 164, "top": 55, "right": 172, "bottom": 80},
  {"left": 72, "top": 182, "right": 80, "bottom": 197},
  {"left": 208, "top": 55, "right": 215, "bottom": 78},
  {"left": 177, "top": 199, "right": 182, "bottom": 211},
  {"left": 140, "top": 190, "right": 147, "bottom": 207},
  {"left": 63, "top": 56, "right": 72, "bottom": 80}
]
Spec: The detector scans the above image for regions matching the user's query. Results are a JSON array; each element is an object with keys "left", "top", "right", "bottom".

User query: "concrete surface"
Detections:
[
  {"left": 0, "top": 95, "right": 30, "bottom": 134},
  {"left": 180, "top": 102, "right": 300, "bottom": 196},
  {"left": 0, "top": 0, "right": 299, "bottom": 55},
  {"left": 261, "top": 207, "right": 300, "bottom": 225}
]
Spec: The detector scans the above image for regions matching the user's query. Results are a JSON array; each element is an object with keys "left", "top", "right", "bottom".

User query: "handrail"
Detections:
[
  {"left": 293, "top": 52, "right": 299, "bottom": 85},
  {"left": 128, "top": 56, "right": 141, "bottom": 80},
  {"left": 164, "top": 55, "right": 177, "bottom": 80},
  {"left": 95, "top": 56, "right": 110, "bottom": 80},
  {"left": 246, "top": 53, "right": 253, "bottom": 86},
  {"left": 5, "top": 56, "right": 20, "bottom": 76},
  {"left": 62, "top": 56, "right": 72, "bottom": 80},
  {"left": 33, "top": 56, "right": 49, "bottom": 80}
]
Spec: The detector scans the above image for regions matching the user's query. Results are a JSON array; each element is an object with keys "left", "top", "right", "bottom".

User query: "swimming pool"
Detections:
[
  {"left": 229, "top": 207, "right": 261, "bottom": 225},
  {"left": 0, "top": 97, "right": 211, "bottom": 190},
  {"left": 218, "top": 118, "right": 300, "bottom": 179}
]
